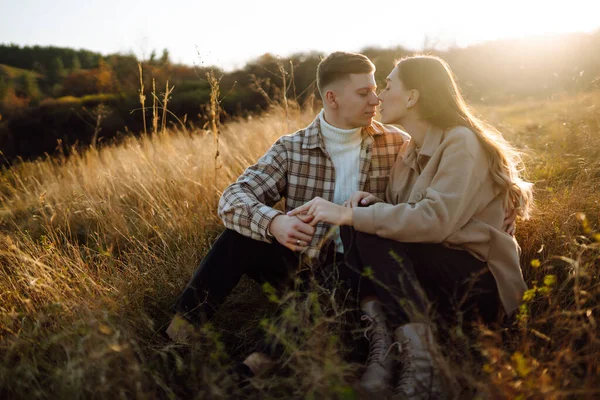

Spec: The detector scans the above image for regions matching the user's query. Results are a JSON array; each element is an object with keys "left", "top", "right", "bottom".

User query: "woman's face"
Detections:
[{"left": 378, "top": 65, "right": 412, "bottom": 125}]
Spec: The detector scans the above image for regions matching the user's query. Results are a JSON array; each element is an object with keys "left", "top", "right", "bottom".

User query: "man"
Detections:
[{"left": 166, "top": 51, "right": 407, "bottom": 384}]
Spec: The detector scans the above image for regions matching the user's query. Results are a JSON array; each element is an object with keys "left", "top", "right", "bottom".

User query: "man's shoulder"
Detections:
[
  {"left": 273, "top": 128, "right": 308, "bottom": 150},
  {"left": 280, "top": 125, "right": 311, "bottom": 140},
  {"left": 273, "top": 118, "right": 319, "bottom": 148},
  {"left": 370, "top": 120, "right": 410, "bottom": 144}
]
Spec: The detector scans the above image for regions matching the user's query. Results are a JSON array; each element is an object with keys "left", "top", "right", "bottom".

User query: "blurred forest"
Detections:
[{"left": 1, "top": 31, "right": 599, "bottom": 164}]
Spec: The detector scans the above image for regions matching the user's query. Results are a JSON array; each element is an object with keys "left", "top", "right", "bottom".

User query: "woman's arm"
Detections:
[
  {"left": 287, "top": 190, "right": 384, "bottom": 226},
  {"left": 352, "top": 131, "right": 489, "bottom": 243},
  {"left": 287, "top": 196, "right": 353, "bottom": 226}
]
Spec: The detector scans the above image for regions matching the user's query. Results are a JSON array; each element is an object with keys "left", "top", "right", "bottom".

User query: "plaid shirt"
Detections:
[{"left": 218, "top": 115, "right": 408, "bottom": 264}]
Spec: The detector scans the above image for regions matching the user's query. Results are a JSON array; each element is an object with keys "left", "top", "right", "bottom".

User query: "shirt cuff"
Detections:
[
  {"left": 352, "top": 206, "right": 377, "bottom": 235},
  {"left": 254, "top": 205, "right": 283, "bottom": 242}
]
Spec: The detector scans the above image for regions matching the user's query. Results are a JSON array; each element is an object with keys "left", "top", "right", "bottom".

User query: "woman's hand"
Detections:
[
  {"left": 287, "top": 197, "right": 353, "bottom": 227},
  {"left": 342, "top": 191, "right": 382, "bottom": 208},
  {"left": 502, "top": 206, "right": 517, "bottom": 236}
]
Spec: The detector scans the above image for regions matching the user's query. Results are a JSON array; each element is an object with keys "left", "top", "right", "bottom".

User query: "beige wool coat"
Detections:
[{"left": 353, "top": 125, "right": 527, "bottom": 315}]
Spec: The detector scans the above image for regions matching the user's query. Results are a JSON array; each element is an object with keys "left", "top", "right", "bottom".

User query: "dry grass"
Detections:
[{"left": 0, "top": 91, "right": 599, "bottom": 399}]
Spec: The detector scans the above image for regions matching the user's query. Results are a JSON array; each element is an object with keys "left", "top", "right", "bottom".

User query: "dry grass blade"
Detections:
[{"left": 0, "top": 90, "right": 599, "bottom": 399}]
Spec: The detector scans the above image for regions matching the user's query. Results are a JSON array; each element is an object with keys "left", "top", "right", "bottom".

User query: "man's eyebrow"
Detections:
[{"left": 355, "top": 85, "right": 377, "bottom": 91}]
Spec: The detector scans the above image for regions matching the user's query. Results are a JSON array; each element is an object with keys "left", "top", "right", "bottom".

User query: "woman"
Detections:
[{"left": 289, "top": 55, "right": 533, "bottom": 398}]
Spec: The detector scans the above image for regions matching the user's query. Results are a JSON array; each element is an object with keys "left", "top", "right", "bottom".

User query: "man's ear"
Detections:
[
  {"left": 407, "top": 89, "right": 420, "bottom": 108},
  {"left": 324, "top": 89, "right": 338, "bottom": 109}
]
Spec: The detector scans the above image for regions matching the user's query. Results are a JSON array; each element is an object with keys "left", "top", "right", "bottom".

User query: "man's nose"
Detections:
[{"left": 369, "top": 92, "right": 380, "bottom": 105}]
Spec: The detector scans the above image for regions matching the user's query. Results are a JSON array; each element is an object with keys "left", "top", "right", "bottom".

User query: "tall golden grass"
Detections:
[{"left": 0, "top": 90, "right": 599, "bottom": 398}]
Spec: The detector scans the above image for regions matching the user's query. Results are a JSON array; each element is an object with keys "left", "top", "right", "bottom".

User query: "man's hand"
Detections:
[
  {"left": 288, "top": 197, "right": 353, "bottom": 227},
  {"left": 269, "top": 214, "right": 316, "bottom": 251},
  {"left": 342, "top": 191, "right": 381, "bottom": 208}
]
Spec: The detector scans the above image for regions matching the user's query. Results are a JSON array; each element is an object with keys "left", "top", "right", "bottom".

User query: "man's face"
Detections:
[{"left": 331, "top": 73, "right": 379, "bottom": 129}]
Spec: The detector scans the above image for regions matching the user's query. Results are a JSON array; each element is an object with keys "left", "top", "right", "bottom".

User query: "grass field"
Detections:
[{"left": 0, "top": 92, "right": 599, "bottom": 399}]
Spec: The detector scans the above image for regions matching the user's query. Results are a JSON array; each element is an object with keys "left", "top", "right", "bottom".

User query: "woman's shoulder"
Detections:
[
  {"left": 444, "top": 125, "right": 477, "bottom": 141},
  {"left": 443, "top": 125, "right": 486, "bottom": 158}
]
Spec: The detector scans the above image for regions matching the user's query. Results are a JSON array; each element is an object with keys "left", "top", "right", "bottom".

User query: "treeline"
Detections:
[
  {"left": 1, "top": 31, "right": 600, "bottom": 164},
  {"left": 0, "top": 44, "right": 102, "bottom": 71},
  {"left": 0, "top": 45, "right": 172, "bottom": 104}
]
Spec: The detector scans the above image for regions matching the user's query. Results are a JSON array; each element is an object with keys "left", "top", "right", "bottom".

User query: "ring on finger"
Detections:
[{"left": 296, "top": 239, "right": 301, "bottom": 246}]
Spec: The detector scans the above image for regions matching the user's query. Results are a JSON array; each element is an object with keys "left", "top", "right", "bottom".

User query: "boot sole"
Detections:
[{"left": 355, "top": 382, "right": 393, "bottom": 400}]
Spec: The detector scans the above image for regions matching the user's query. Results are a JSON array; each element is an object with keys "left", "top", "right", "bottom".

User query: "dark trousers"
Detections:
[
  {"left": 174, "top": 229, "right": 300, "bottom": 325},
  {"left": 174, "top": 228, "right": 362, "bottom": 326},
  {"left": 340, "top": 226, "right": 502, "bottom": 328}
]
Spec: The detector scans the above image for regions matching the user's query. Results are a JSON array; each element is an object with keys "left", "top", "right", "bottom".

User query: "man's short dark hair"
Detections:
[{"left": 316, "top": 52, "right": 376, "bottom": 97}]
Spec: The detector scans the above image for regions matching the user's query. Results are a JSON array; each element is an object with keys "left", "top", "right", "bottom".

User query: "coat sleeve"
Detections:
[
  {"left": 353, "top": 132, "right": 488, "bottom": 243},
  {"left": 218, "top": 138, "right": 288, "bottom": 242}
]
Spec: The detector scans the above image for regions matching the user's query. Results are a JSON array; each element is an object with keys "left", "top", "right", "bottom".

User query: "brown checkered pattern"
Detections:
[{"left": 218, "top": 115, "right": 408, "bottom": 264}]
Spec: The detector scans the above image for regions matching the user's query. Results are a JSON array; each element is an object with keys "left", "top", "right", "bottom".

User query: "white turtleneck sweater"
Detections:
[{"left": 318, "top": 110, "right": 362, "bottom": 253}]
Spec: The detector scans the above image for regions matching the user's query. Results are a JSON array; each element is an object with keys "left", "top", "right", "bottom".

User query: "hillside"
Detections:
[
  {"left": 0, "top": 90, "right": 599, "bottom": 398},
  {"left": 0, "top": 64, "right": 41, "bottom": 79},
  {"left": 2, "top": 31, "right": 600, "bottom": 165}
]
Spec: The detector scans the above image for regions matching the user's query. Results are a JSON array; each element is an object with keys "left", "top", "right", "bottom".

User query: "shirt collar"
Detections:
[
  {"left": 302, "top": 113, "right": 384, "bottom": 150},
  {"left": 419, "top": 125, "right": 444, "bottom": 157},
  {"left": 402, "top": 125, "right": 445, "bottom": 169}
]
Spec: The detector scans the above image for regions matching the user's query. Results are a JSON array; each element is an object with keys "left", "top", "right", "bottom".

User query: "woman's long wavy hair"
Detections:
[{"left": 395, "top": 55, "right": 533, "bottom": 218}]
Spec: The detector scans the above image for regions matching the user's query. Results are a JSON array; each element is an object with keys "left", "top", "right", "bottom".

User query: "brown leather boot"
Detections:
[
  {"left": 166, "top": 313, "right": 196, "bottom": 344},
  {"left": 358, "top": 301, "right": 395, "bottom": 397},
  {"left": 392, "top": 323, "right": 447, "bottom": 400}
]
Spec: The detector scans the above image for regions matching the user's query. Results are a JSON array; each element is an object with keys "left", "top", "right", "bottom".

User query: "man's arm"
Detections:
[{"left": 218, "top": 138, "right": 289, "bottom": 243}]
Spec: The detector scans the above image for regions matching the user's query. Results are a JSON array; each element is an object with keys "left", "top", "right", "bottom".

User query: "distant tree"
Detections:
[
  {"left": 149, "top": 49, "right": 157, "bottom": 64},
  {"left": 79, "top": 51, "right": 98, "bottom": 69},
  {"left": 32, "top": 61, "right": 46, "bottom": 76},
  {"left": 159, "top": 49, "right": 170, "bottom": 65},
  {"left": 51, "top": 83, "right": 63, "bottom": 97},
  {"left": 72, "top": 54, "right": 81, "bottom": 71},
  {"left": 62, "top": 69, "right": 98, "bottom": 96},
  {"left": 96, "top": 59, "right": 115, "bottom": 93},
  {"left": 20, "top": 72, "right": 41, "bottom": 101},
  {"left": 1, "top": 85, "right": 27, "bottom": 111},
  {"left": 0, "top": 76, "right": 10, "bottom": 101},
  {"left": 48, "top": 56, "right": 66, "bottom": 84},
  {"left": 107, "top": 53, "right": 139, "bottom": 93}
]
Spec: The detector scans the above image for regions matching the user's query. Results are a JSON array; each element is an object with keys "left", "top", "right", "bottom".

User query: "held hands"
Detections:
[
  {"left": 342, "top": 191, "right": 381, "bottom": 208},
  {"left": 283, "top": 192, "right": 517, "bottom": 240},
  {"left": 287, "top": 197, "right": 353, "bottom": 227},
  {"left": 269, "top": 214, "right": 316, "bottom": 251}
]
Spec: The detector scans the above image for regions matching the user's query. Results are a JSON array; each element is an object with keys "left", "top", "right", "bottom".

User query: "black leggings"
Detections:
[{"left": 340, "top": 226, "right": 502, "bottom": 328}]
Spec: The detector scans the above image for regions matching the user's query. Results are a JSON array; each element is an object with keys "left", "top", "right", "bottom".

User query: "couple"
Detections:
[{"left": 166, "top": 51, "right": 532, "bottom": 398}]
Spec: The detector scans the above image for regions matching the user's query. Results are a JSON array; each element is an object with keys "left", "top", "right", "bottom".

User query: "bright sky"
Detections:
[{"left": 1, "top": 0, "right": 599, "bottom": 71}]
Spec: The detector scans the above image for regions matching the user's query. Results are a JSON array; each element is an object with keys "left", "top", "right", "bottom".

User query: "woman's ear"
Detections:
[{"left": 407, "top": 89, "right": 420, "bottom": 109}]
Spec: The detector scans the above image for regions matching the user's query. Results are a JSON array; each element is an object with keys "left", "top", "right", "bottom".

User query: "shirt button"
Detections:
[{"left": 415, "top": 192, "right": 423, "bottom": 201}]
